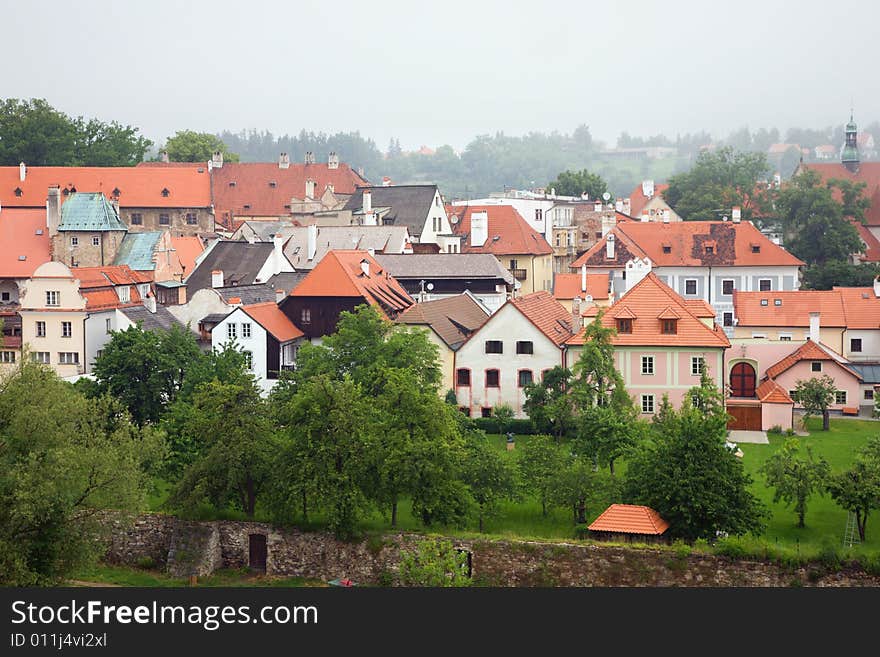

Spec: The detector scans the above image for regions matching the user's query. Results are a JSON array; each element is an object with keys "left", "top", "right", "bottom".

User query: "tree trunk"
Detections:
[
  {"left": 391, "top": 500, "right": 398, "bottom": 528},
  {"left": 245, "top": 476, "right": 256, "bottom": 518},
  {"left": 609, "top": 458, "right": 616, "bottom": 476},
  {"left": 541, "top": 497, "right": 547, "bottom": 517},
  {"left": 797, "top": 511, "right": 805, "bottom": 528},
  {"left": 301, "top": 488, "right": 308, "bottom": 522},
  {"left": 858, "top": 510, "right": 867, "bottom": 542},
  {"left": 823, "top": 410, "right": 830, "bottom": 431},
  {"left": 479, "top": 511, "right": 484, "bottom": 533},
  {"left": 576, "top": 500, "right": 587, "bottom": 524}
]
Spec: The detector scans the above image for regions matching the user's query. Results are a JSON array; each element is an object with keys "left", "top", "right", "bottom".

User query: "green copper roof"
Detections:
[
  {"left": 58, "top": 192, "right": 128, "bottom": 232},
  {"left": 114, "top": 231, "right": 164, "bottom": 270},
  {"left": 846, "top": 120, "right": 858, "bottom": 132},
  {"left": 842, "top": 144, "right": 860, "bottom": 162}
]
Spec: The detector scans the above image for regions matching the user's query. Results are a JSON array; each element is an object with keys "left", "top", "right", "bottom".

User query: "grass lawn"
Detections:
[{"left": 69, "top": 564, "right": 326, "bottom": 587}]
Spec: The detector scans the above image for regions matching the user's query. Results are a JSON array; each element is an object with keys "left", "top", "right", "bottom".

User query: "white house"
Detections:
[{"left": 453, "top": 291, "right": 573, "bottom": 418}]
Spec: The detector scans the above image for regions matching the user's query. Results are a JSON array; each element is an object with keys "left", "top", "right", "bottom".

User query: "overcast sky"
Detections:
[{"left": 4, "top": 0, "right": 879, "bottom": 150}]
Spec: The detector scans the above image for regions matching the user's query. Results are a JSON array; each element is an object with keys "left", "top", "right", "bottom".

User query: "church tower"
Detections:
[{"left": 842, "top": 111, "right": 860, "bottom": 173}]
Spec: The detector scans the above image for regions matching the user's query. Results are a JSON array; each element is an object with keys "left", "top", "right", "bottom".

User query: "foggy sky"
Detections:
[{"left": 3, "top": 0, "right": 879, "bottom": 150}]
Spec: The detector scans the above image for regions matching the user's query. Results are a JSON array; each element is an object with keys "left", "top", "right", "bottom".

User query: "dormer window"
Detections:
[
  {"left": 229, "top": 181, "right": 236, "bottom": 187},
  {"left": 269, "top": 181, "right": 277, "bottom": 188},
  {"left": 616, "top": 318, "right": 632, "bottom": 334},
  {"left": 704, "top": 246, "right": 714, "bottom": 254},
  {"left": 14, "top": 187, "right": 22, "bottom": 197},
  {"left": 112, "top": 187, "right": 120, "bottom": 197},
  {"left": 161, "top": 188, "right": 170, "bottom": 197},
  {"left": 751, "top": 244, "right": 761, "bottom": 253},
  {"left": 62, "top": 187, "right": 70, "bottom": 196},
  {"left": 243, "top": 204, "right": 251, "bottom": 210},
  {"left": 774, "top": 299, "right": 782, "bottom": 306},
  {"left": 661, "top": 319, "right": 678, "bottom": 335},
  {"left": 760, "top": 299, "right": 768, "bottom": 306},
  {"left": 662, "top": 245, "right": 671, "bottom": 254}
]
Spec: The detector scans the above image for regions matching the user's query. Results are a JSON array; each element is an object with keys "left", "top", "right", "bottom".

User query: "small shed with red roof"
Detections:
[{"left": 588, "top": 504, "right": 671, "bottom": 544}]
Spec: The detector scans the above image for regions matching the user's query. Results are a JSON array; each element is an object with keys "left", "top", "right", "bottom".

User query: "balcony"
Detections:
[{"left": 509, "top": 268, "right": 527, "bottom": 281}]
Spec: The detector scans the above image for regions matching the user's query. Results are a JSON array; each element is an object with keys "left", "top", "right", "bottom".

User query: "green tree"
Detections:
[
  {"left": 664, "top": 146, "right": 770, "bottom": 221},
  {"left": 518, "top": 435, "right": 567, "bottom": 517},
  {"left": 164, "top": 130, "right": 240, "bottom": 163},
  {"left": 760, "top": 438, "right": 830, "bottom": 527},
  {"left": 624, "top": 372, "right": 766, "bottom": 541},
  {"left": 461, "top": 432, "right": 518, "bottom": 532},
  {"left": 523, "top": 366, "right": 575, "bottom": 440},
  {"left": 493, "top": 403, "right": 515, "bottom": 437},
  {"left": 802, "top": 260, "right": 880, "bottom": 290},
  {"left": 0, "top": 361, "right": 164, "bottom": 585},
  {"left": 828, "top": 177, "right": 871, "bottom": 220},
  {"left": 550, "top": 455, "right": 613, "bottom": 524},
  {"left": 546, "top": 169, "right": 607, "bottom": 199},
  {"left": 72, "top": 116, "right": 152, "bottom": 166},
  {"left": 826, "top": 461, "right": 880, "bottom": 542},
  {"left": 575, "top": 384, "right": 643, "bottom": 475},
  {"left": 793, "top": 375, "right": 837, "bottom": 431},
  {"left": 570, "top": 312, "right": 619, "bottom": 407},
  {"left": 398, "top": 539, "right": 471, "bottom": 587}
]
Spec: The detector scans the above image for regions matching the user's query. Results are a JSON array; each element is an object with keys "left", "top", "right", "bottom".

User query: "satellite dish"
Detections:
[
  {"left": 427, "top": 283, "right": 434, "bottom": 291},
  {"left": 602, "top": 192, "right": 611, "bottom": 201}
]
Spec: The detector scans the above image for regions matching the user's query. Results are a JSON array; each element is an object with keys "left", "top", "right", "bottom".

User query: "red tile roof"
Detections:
[
  {"left": 683, "top": 299, "right": 716, "bottom": 318},
  {"left": 289, "top": 250, "right": 413, "bottom": 319},
  {"left": 511, "top": 291, "right": 573, "bottom": 346},
  {"left": 73, "top": 265, "right": 150, "bottom": 311},
  {"left": 756, "top": 378, "right": 794, "bottom": 404},
  {"left": 853, "top": 221, "right": 880, "bottom": 262},
  {"left": 833, "top": 286, "right": 880, "bottom": 330},
  {"left": 447, "top": 205, "right": 552, "bottom": 256},
  {"left": 0, "top": 208, "right": 50, "bottom": 277},
  {"left": 764, "top": 339, "right": 860, "bottom": 380},
  {"left": 210, "top": 162, "right": 367, "bottom": 224},
  {"left": 628, "top": 183, "right": 669, "bottom": 217},
  {"left": 588, "top": 504, "right": 670, "bottom": 535},
  {"left": 733, "top": 290, "right": 847, "bottom": 328},
  {"left": 0, "top": 166, "right": 211, "bottom": 208},
  {"left": 802, "top": 162, "right": 880, "bottom": 226},
  {"left": 570, "top": 221, "right": 803, "bottom": 269},
  {"left": 552, "top": 272, "right": 609, "bottom": 301},
  {"left": 242, "top": 302, "right": 304, "bottom": 342},
  {"left": 566, "top": 273, "right": 730, "bottom": 348},
  {"left": 170, "top": 235, "right": 205, "bottom": 278}
]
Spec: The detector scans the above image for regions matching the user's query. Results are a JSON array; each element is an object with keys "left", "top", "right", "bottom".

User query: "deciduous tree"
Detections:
[
  {"left": 760, "top": 438, "right": 830, "bottom": 527},
  {"left": 793, "top": 375, "right": 837, "bottom": 431},
  {"left": 164, "top": 130, "right": 239, "bottom": 163}
]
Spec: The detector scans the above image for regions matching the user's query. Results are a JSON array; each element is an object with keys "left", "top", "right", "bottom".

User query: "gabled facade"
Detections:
[
  {"left": 284, "top": 224, "right": 412, "bottom": 270},
  {"left": 184, "top": 238, "right": 295, "bottom": 296},
  {"left": 50, "top": 190, "right": 128, "bottom": 268}
]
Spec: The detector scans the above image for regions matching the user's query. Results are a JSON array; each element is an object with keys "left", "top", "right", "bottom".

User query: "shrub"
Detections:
[
  {"left": 398, "top": 539, "right": 471, "bottom": 587},
  {"left": 767, "top": 425, "right": 783, "bottom": 435},
  {"left": 472, "top": 417, "right": 536, "bottom": 435}
]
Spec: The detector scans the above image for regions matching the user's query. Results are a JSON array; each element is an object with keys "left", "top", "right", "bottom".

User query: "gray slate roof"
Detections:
[
  {"left": 375, "top": 253, "right": 515, "bottom": 284},
  {"left": 185, "top": 241, "right": 275, "bottom": 294},
  {"left": 284, "top": 225, "right": 411, "bottom": 269},
  {"left": 214, "top": 284, "right": 278, "bottom": 305},
  {"left": 849, "top": 363, "right": 880, "bottom": 384},
  {"left": 342, "top": 185, "right": 437, "bottom": 237},
  {"left": 114, "top": 231, "right": 164, "bottom": 271},
  {"left": 267, "top": 271, "right": 307, "bottom": 293},
  {"left": 234, "top": 221, "right": 297, "bottom": 242},
  {"left": 120, "top": 305, "right": 184, "bottom": 332}
]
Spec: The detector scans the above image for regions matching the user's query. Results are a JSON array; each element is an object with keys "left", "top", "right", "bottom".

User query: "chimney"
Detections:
[
  {"left": 211, "top": 151, "right": 223, "bottom": 169},
  {"left": 581, "top": 192, "right": 589, "bottom": 200},
  {"left": 304, "top": 151, "right": 314, "bottom": 164},
  {"left": 363, "top": 189, "right": 372, "bottom": 213},
  {"left": 307, "top": 223, "right": 318, "bottom": 261},
  {"left": 601, "top": 213, "right": 616, "bottom": 237},
  {"left": 272, "top": 233, "right": 285, "bottom": 274},
  {"left": 160, "top": 151, "right": 169, "bottom": 163},
  {"left": 305, "top": 179, "right": 316, "bottom": 199},
  {"left": 279, "top": 152, "right": 290, "bottom": 169},
  {"left": 229, "top": 297, "right": 242, "bottom": 308},
  {"left": 641, "top": 179, "right": 654, "bottom": 198},
  {"left": 809, "top": 311, "right": 820, "bottom": 343},
  {"left": 211, "top": 270, "right": 224, "bottom": 288},
  {"left": 594, "top": 200, "right": 603, "bottom": 212},
  {"left": 470, "top": 210, "right": 489, "bottom": 247},
  {"left": 357, "top": 166, "right": 365, "bottom": 177},
  {"left": 19, "top": 162, "right": 26, "bottom": 182},
  {"left": 606, "top": 233, "right": 615, "bottom": 259},
  {"left": 360, "top": 258, "right": 370, "bottom": 277},
  {"left": 276, "top": 288, "right": 285, "bottom": 303},
  {"left": 732, "top": 206, "right": 742, "bottom": 223},
  {"left": 615, "top": 198, "right": 623, "bottom": 213},
  {"left": 550, "top": 187, "right": 556, "bottom": 198},
  {"left": 641, "top": 212, "right": 650, "bottom": 222},
  {"left": 111, "top": 197, "right": 120, "bottom": 219},
  {"left": 581, "top": 264, "right": 587, "bottom": 293},
  {"left": 874, "top": 276, "right": 880, "bottom": 298},
  {"left": 571, "top": 296, "right": 581, "bottom": 334},
  {"left": 47, "top": 186, "right": 61, "bottom": 237},
  {"left": 382, "top": 176, "right": 392, "bottom": 186},
  {"left": 328, "top": 152, "right": 339, "bottom": 169},
  {"left": 622, "top": 198, "right": 631, "bottom": 215},
  {"left": 144, "top": 293, "right": 157, "bottom": 314},
  {"left": 662, "top": 209, "right": 670, "bottom": 223}
]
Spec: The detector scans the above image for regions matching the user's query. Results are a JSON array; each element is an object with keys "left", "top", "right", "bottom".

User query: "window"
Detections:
[
  {"left": 518, "top": 369, "right": 533, "bottom": 387},
  {"left": 70, "top": 236, "right": 78, "bottom": 247},
  {"left": 58, "top": 352, "right": 79, "bottom": 365},
  {"left": 242, "top": 322, "right": 251, "bottom": 338},
  {"left": 789, "top": 390, "right": 797, "bottom": 401},
  {"left": 186, "top": 213, "right": 197, "bottom": 225},
  {"left": 515, "top": 341, "right": 534, "bottom": 355},
  {"left": 0, "top": 351, "right": 15, "bottom": 363},
  {"left": 301, "top": 308, "right": 311, "bottom": 323},
  {"left": 485, "top": 369, "right": 500, "bottom": 387},
  {"left": 774, "top": 299, "right": 782, "bottom": 306},
  {"left": 661, "top": 319, "right": 677, "bottom": 335},
  {"left": 811, "top": 361, "right": 822, "bottom": 372},
  {"left": 722, "top": 280, "right": 734, "bottom": 295},
  {"left": 779, "top": 334, "right": 792, "bottom": 341},
  {"left": 130, "top": 213, "right": 143, "bottom": 225},
  {"left": 161, "top": 188, "right": 170, "bottom": 197},
  {"left": 92, "top": 236, "right": 100, "bottom": 246},
  {"left": 243, "top": 351, "right": 253, "bottom": 370},
  {"left": 456, "top": 368, "right": 471, "bottom": 387},
  {"left": 685, "top": 279, "right": 697, "bottom": 295},
  {"left": 641, "top": 394, "right": 655, "bottom": 414},
  {"left": 851, "top": 338, "right": 863, "bottom": 353},
  {"left": 662, "top": 245, "right": 671, "bottom": 254},
  {"left": 865, "top": 389, "right": 874, "bottom": 401},
  {"left": 0, "top": 292, "right": 8, "bottom": 302},
  {"left": 759, "top": 279, "right": 772, "bottom": 291},
  {"left": 535, "top": 209, "right": 542, "bottom": 222},
  {"left": 118, "top": 286, "right": 130, "bottom": 303},
  {"left": 691, "top": 393, "right": 702, "bottom": 409},
  {"left": 641, "top": 356, "right": 654, "bottom": 375},
  {"left": 723, "top": 312, "right": 734, "bottom": 327},
  {"left": 481, "top": 407, "right": 492, "bottom": 418},
  {"left": 616, "top": 318, "right": 632, "bottom": 334},
  {"left": 751, "top": 332, "right": 767, "bottom": 338},
  {"left": 31, "top": 352, "right": 50, "bottom": 364},
  {"left": 760, "top": 299, "right": 768, "bottom": 306},
  {"left": 227, "top": 323, "right": 237, "bottom": 339},
  {"left": 36, "top": 321, "right": 46, "bottom": 337},
  {"left": 704, "top": 245, "right": 714, "bottom": 255},
  {"left": 159, "top": 213, "right": 170, "bottom": 225},
  {"left": 105, "top": 318, "right": 112, "bottom": 334},
  {"left": 509, "top": 259, "right": 518, "bottom": 270},
  {"left": 96, "top": 349, "right": 103, "bottom": 360},
  {"left": 751, "top": 245, "right": 760, "bottom": 253},
  {"left": 691, "top": 356, "right": 704, "bottom": 376},
  {"left": 835, "top": 391, "right": 847, "bottom": 405},
  {"left": 61, "top": 321, "right": 72, "bottom": 338},
  {"left": 485, "top": 340, "right": 503, "bottom": 354}
]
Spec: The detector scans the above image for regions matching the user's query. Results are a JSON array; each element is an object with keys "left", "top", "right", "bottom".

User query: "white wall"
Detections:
[
  {"left": 453, "top": 197, "right": 554, "bottom": 238},
  {"left": 212, "top": 308, "right": 268, "bottom": 383},
  {"left": 84, "top": 309, "right": 121, "bottom": 373},
  {"left": 169, "top": 288, "right": 229, "bottom": 333},
  {"left": 418, "top": 189, "right": 454, "bottom": 245},
  {"left": 844, "top": 329, "right": 880, "bottom": 361}
]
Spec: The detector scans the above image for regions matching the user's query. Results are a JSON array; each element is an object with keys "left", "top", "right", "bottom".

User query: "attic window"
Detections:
[
  {"left": 661, "top": 319, "right": 678, "bottom": 335},
  {"left": 14, "top": 187, "right": 22, "bottom": 197},
  {"left": 751, "top": 245, "right": 760, "bottom": 253},
  {"left": 662, "top": 245, "right": 671, "bottom": 254},
  {"left": 243, "top": 204, "right": 252, "bottom": 210},
  {"left": 229, "top": 181, "right": 237, "bottom": 187},
  {"left": 760, "top": 299, "right": 768, "bottom": 306},
  {"left": 35, "top": 229, "right": 43, "bottom": 235},
  {"left": 112, "top": 187, "right": 120, "bottom": 197},
  {"left": 492, "top": 235, "right": 501, "bottom": 242},
  {"left": 283, "top": 204, "right": 291, "bottom": 209},
  {"left": 704, "top": 246, "right": 714, "bottom": 254},
  {"left": 18, "top": 255, "right": 26, "bottom": 261},
  {"left": 616, "top": 318, "right": 633, "bottom": 334},
  {"left": 161, "top": 188, "right": 170, "bottom": 197},
  {"left": 774, "top": 299, "right": 782, "bottom": 306},
  {"left": 269, "top": 181, "right": 277, "bottom": 188},
  {"left": 62, "top": 187, "right": 70, "bottom": 196}
]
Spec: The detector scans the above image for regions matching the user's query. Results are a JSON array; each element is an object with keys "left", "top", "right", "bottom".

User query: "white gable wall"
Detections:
[{"left": 211, "top": 307, "right": 268, "bottom": 383}]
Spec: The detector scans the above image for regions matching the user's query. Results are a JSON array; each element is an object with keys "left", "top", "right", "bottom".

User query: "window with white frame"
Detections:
[
  {"left": 45, "top": 291, "right": 59, "bottom": 306},
  {"left": 36, "top": 321, "right": 46, "bottom": 337},
  {"left": 759, "top": 279, "right": 772, "bottom": 291},
  {"left": 691, "top": 356, "right": 704, "bottom": 376},
  {"left": 105, "top": 318, "right": 112, "bottom": 334},
  {"left": 31, "top": 352, "right": 50, "bottom": 364},
  {"left": 722, "top": 279, "right": 734, "bottom": 295},
  {"left": 58, "top": 352, "right": 79, "bottom": 365},
  {"left": 641, "top": 355, "right": 654, "bottom": 375},
  {"left": 242, "top": 322, "right": 252, "bottom": 338},
  {"left": 723, "top": 312, "right": 734, "bottom": 327},
  {"left": 0, "top": 351, "right": 15, "bottom": 363},
  {"left": 685, "top": 279, "right": 697, "bottom": 295},
  {"left": 641, "top": 394, "right": 655, "bottom": 414},
  {"left": 92, "top": 236, "right": 100, "bottom": 246},
  {"left": 811, "top": 361, "right": 822, "bottom": 372},
  {"left": 243, "top": 351, "right": 253, "bottom": 370},
  {"left": 301, "top": 308, "right": 311, "bottom": 323},
  {"left": 227, "top": 323, "right": 237, "bottom": 339},
  {"left": 118, "top": 286, "right": 130, "bottom": 303},
  {"left": 779, "top": 333, "right": 792, "bottom": 341},
  {"left": 70, "top": 236, "right": 79, "bottom": 247},
  {"left": 835, "top": 391, "right": 847, "bottom": 405},
  {"left": 61, "top": 321, "right": 72, "bottom": 338}
]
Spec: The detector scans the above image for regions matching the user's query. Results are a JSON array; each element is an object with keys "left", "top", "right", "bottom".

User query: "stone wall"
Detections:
[{"left": 102, "top": 514, "right": 880, "bottom": 587}]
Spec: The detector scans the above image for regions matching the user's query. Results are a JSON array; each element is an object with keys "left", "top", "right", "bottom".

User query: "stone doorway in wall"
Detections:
[{"left": 248, "top": 534, "right": 267, "bottom": 573}]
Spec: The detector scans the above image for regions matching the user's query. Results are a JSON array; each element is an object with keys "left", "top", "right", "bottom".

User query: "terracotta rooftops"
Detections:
[
  {"left": 588, "top": 504, "right": 670, "bottom": 535},
  {"left": 733, "top": 290, "right": 847, "bottom": 327},
  {"left": 628, "top": 182, "right": 669, "bottom": 217},
  {"left": 570, "top": 220, "right": 804, "bottom": 269},
  {"left": 72, "top": 265, "right": 151, "bottom": 311},
  {"left": 396, "top": 293, "right": 490, "bottom": 350},
  {"left": 241, "top": 302, "right": 304, "bottom": 342},
  {"left": 552, "top": 272, "right": 609, "bottom": 301},
  {"left": 764, "top": 339, "right": 861, "bottom": 381},
  {"left": 289, "top": 250, "right": 413, "bottom": 319},
  {"left": 0, "top": 208, "right": 50, "bottom": 277},
  {"left": 567, "top": 273, "right": 729, "bottom": 348},
  {"left": 170, "top": 235, "right": 205, "bottom": 277},
  {"left": 510, "top": 291, "right": 573, "bottom": 346},
  {"left": 448, "top": 205, "right": 552, "bottom": 256},
  {"left": 802, "top": 162, "right": 880, "bottom": 226},
  {"left": 756, "top": 378, "right": 794, "bottom": 404},
  {"left": 833, "top": 286, "right": 880, "bottom": 330},
  {"left": 854, "top": 221, "right": 880, "bottom": 262}
]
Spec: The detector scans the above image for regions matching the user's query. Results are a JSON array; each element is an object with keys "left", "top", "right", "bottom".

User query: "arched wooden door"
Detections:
[{"left": 729, "top": 362, "right": 756, "bottom": 398}]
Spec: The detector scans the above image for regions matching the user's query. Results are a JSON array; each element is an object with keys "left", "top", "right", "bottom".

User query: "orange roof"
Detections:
[
  {"left": 73, "top": 265, "right": 149, "bottom": 311},
  {"left": 854, "top": 222, "right": 880, "bottom": 262},
  {"left": 447, "top": 205, "right": 552, "bottom": 256},
  {"left": 683, "top": 299, "right": 716, "bottom": 318},
  {"left": 0, "top": 166, "right": 211, "bottom": 209},
  {"left": 588, "top": 504, "right": 669, "bottom": 535},
  {"left": 566, "top": 273, "right": 730, "bottom": 348},
  {"left": 833, "top": 286, "right": 880, "bottom": 330},
  {"left": 170, "top": 235, "right": 205, "bottom": 277},
  {"left": 289, "top": 250, "right": 413, "bottom": 319},
  {"left": 802, "top": 162, "right": 880, "bottom": 226},
  {"left": 510, "top": 291, "right": 573, "bottom": 346},
  {"left": 0, "top": 208, "right": 50, "bottom": 277},
  {"left": 552, "top": 272, "right": 609, "bottom": 301},
  {"left": 756, "top": 378, "right": 794, "bottom": 404},
  {"left": 210, "top": 162, "right": 367, "bottom": 225},
  {"left": 628, "top": 182, "right": 669, "bottom": 217},
  {"left": 242, "top": 302, "right": 304, "bottom": 342},
  {"left": 570, "top": 221, "right": 803, "bottom": 269},
  {"left": 764, "top": 339, "right": 860, "bottom": 380},
  {"left": 732, "top": 290, "right": 847, "bottom": 328}
]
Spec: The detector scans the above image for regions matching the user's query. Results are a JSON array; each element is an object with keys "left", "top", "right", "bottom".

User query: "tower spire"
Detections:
[{"left": 842, "top": 108, "right": 860, "bottom": 173}]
